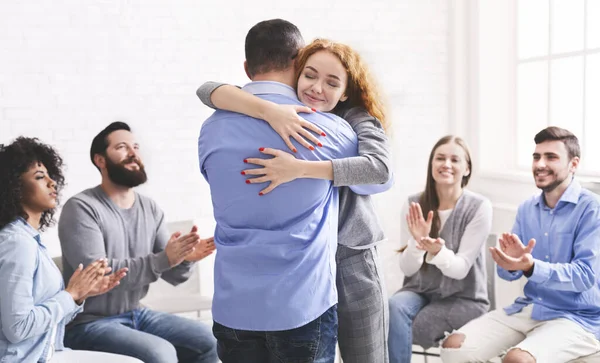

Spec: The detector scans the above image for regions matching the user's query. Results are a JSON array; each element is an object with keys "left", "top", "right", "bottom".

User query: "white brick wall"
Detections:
[{"left": 0, "top": 0, "right": 449, "bottom": 297}]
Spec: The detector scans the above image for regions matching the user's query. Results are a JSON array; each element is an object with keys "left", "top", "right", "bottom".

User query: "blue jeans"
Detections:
[
  {"left": 64, "top": 308, "right": 217, "bottom": 363},
  {"left": 212, "top": 304, "right": 338, "bottom": 363},
  {"left": 388, "top": 291, "right": 429, "bottom": 363}
]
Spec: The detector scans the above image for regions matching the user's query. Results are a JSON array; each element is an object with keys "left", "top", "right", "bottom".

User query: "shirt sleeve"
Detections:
[
  {"left": 330, "top": 111, "right": 392, "bottom": 195},
  {"left": 150, "top": 203, "right": 195, "bottom": 286},
  {"left": 527, "top": 203, "right": 600, "bottom": 292},
  {"left": 426, "top": 199, "right": 493, "bottom": 279},
  {"left": 0, "top": 234, "right": 78, "bottom": 344},
  {"left": 398, "top": 200, "right": 426, "bottom": 276},
  {"left": 58, "top": 197, "right": 172, "bottom": 290},
  {"left": 196, "top": 81, "right": 228, "bottom": 109}
]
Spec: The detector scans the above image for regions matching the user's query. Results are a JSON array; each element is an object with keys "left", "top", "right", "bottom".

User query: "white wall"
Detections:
[{"left": 0, "top": 1, "right": 450, "bottom": 297}]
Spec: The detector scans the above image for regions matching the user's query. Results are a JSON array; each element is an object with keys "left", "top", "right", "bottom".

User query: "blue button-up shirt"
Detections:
[
  {"left": 198, "top": 81, "right": 380, "bottom": 331},
  {"left": 499, "top": 180, "right": 600, "bottom": 338},
  {"left": 0, "top": 218, "right": 82, "bottom": 362}
]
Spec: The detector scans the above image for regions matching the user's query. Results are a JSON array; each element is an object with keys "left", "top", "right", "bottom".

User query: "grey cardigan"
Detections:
[{"left": 197, "top": 82, "right": 391, "bottom": 248}]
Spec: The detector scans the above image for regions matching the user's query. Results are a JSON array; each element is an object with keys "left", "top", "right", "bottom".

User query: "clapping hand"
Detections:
[
  {"left": 165, "top": 225, "right": 200, "bottom": 267},
  {"left": 85, "top": 265, "right": 128, "bottom": 298},
  {"left": 406, "top": 202, "right": 433, "bottom": 244},
  {"left": 489, "top": 233, "right": 536, "bottom": 272},
  {"left": 185, "top": 236, "right": 216, "bottom": 262},
  {"left": 416, "top": 237, "right": 445, "bottom": 256},
  {"left": 65, "top": 258, "right": 108, "bottom": 303}
]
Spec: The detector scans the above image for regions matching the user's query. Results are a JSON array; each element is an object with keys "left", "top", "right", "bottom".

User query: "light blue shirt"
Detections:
[
  {"left": 0, "top": 218, "right": 82, "bottom": 363},
  {"left": 499, "top": 180, "right": 600, "bottom": 338},
  {"left": 198, "top": 81, "right": 381, "bottom": 331}
]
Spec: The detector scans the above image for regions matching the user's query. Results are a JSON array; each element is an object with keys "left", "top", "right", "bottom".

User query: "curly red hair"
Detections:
[{"left": 294, "top": 39, "right": 388, "bottom": 131}]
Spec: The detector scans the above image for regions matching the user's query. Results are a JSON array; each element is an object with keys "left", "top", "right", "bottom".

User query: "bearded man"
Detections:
[{"left": 58, "top": 122, "right": 218, "bottom": 363}]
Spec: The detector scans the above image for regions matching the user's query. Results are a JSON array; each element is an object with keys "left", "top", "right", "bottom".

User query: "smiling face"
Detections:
[
  {"left": 97, "top": 129, "right": 148, "bottom": 188},
  {"left": 296, "top": 50, "right": 348, "bottom": 112},
  {"left": 20, "top": 162, "right": 58, "bottom": 213},
  {"left": 430, "top": 141, "right": 470, "bottom": 187},
  {"left": 532, "top": 140, "right": 578, "bottom": 193}
]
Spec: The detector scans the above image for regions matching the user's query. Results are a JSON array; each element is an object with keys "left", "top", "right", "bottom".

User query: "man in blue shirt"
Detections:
[
  {"left": 198, "top": 19, "right": 375, "bottom": 363},
  {"left": 440, "top": 127, "right": 600, "bottom": 363}
]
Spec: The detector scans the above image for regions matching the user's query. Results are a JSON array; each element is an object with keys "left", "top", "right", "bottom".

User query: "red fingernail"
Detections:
[
  {"left": 259, "top": 147, "right": 265, "bottom": 151},
  {"left": 241, "top": 171, "right": 246, "bottom": 175},
  {"left": 321, "top": 132, "right": 327, "bottom": 137},
  {"left": 309, "top": 146, "right": 315, "bottom": 151},
  {"left": 245, "top": 180, "right": 251, "bottom": 184},
  {"left": 311, "top": 108, "right": 316, "bottom": 112},
  {"left": 243, "top": 159, "right": 248, "bottom": 163},
  {"left": 293, "top": 148, "right": 297, "bottom": 153},
  {"left": 259, "top": 192, "right": 264, "bottom": 196},
  {"left": 318, "top": 143, "right": 323, "bottom": 147}
]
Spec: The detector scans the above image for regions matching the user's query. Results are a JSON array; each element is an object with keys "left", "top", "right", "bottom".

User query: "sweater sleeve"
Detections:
[
  {"left": 398, "top": 200, "right": 426, "bottom": 277},
  {"left": 426, "top": 199, "right": 493, "bottom": 279},
  {"left": 196, "top": 81, "right": 228, "bottom": 109},
  {"left": 331, "top": 107, "right": 392, "bottom": 188}
]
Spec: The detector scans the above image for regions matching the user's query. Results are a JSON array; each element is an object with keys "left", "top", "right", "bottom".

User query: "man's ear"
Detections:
[
  {"left": 244, "top": 61, "right": 252, "bottom": 80},
  {"left": 93, "top": 154, "right": 106, "bottom": 170},
  {"left": 570, "top": 156, "right": 580, "bottom": 174}
]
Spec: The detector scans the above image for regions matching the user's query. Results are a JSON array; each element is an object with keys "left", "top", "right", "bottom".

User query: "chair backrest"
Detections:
[
  {"left": 485, "top": 233, "right": 497, "bottom": 311},
  {"left": 52, "top": 256, "right": 63, "bottom": 274}
]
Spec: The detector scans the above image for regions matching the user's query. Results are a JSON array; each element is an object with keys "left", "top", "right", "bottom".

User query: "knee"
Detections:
[
  {"left": 204, "top": 343, "right": 218, "bottom": 362},
  {"left": 141, "top": 340, "right": 178, "bottom": 363},
  {"left": 503, "top": 348, "right": 536, "bottom": 363},
  {"left": 441, "top": 332, "right": 465, "bottom": 349},
  {"left": 388, "top": 296, "right": 410, "bottom": 319}
]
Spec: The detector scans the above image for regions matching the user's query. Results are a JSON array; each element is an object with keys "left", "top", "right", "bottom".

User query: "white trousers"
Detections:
[
  {"left": 440, "top": 305, "right": 600, "bottom": 363},
  {"left": 52, "top": 350, "right": 143, "bottom": 363}
]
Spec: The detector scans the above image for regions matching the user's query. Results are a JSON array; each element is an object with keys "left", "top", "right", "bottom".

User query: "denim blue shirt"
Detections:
[
  {"left": 198, "top": 81, "right": 378, "bottom": 331},
  {"left": 0, "top": 218, "right": 82, "bottom": 362},
  {"left": 499, "top": 180, "right": 600, "bottom": 338}
]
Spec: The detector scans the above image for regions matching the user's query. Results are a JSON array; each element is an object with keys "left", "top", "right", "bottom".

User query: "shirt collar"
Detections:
[
  {"left": 535, "top": 178, "right": 581, "bottom": 208},
  {"left": 14, "top": 217, "right": 42, "bottom": 244},
  {"left": 242, "top": 81, "right": 298, "bottom": 100}
]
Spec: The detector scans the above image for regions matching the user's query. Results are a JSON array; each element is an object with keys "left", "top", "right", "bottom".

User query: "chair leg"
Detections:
[{"left": 424, "top": 354, "right": 429, "bottom": 363}]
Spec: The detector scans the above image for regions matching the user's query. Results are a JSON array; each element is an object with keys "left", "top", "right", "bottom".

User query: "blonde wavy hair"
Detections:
[{"left": 294, "top": 38, "right": 388, "bottom": 131}]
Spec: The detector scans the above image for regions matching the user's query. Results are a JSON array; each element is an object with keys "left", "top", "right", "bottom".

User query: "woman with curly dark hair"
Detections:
[{"left": 0, "top": 137, "right": 140, "bottom": 363}]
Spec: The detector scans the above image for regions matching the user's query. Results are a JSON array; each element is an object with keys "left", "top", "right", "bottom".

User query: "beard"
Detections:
[
  {"left": 534, "top": 169, "right": 569, "bottom": 193},
  {"left": 105, "top": 156, "right": 148, "bottom": 188}
]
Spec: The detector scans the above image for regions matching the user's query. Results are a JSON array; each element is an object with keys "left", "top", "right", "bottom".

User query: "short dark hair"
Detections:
[
  {"left": 245, "top": 19, "right": 304, "bottom": 77},
  {"left": 534, "top": 126, "right": 580, "bottom": 159},
  {"left": 90, "top": 121, "right": 131, "bottom": 171},
  {"left": 0, "top": 137, "right": 65, "bottom": 230}
]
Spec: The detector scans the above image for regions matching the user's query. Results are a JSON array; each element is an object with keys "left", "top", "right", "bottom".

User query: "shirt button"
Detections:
[
  {"left": 538, "top": 297, "right": 543, "bottom": 301},
  {"left": 550, "top": 211, "right": 553, "bottom": 215},
  {"left": 545, "top": 255, "right": 549, "bottom": 259},
  {"left": 544, "top": 232, "right": 548, "bottom": 236}
]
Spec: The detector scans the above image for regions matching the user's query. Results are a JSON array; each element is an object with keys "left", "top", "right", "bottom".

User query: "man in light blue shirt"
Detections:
[
  {"left": 440, "top": 127, "right": 600, "bottom": 363},
  {"left": 198, "top": 19, "right": 381, "bottom": 363}
]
